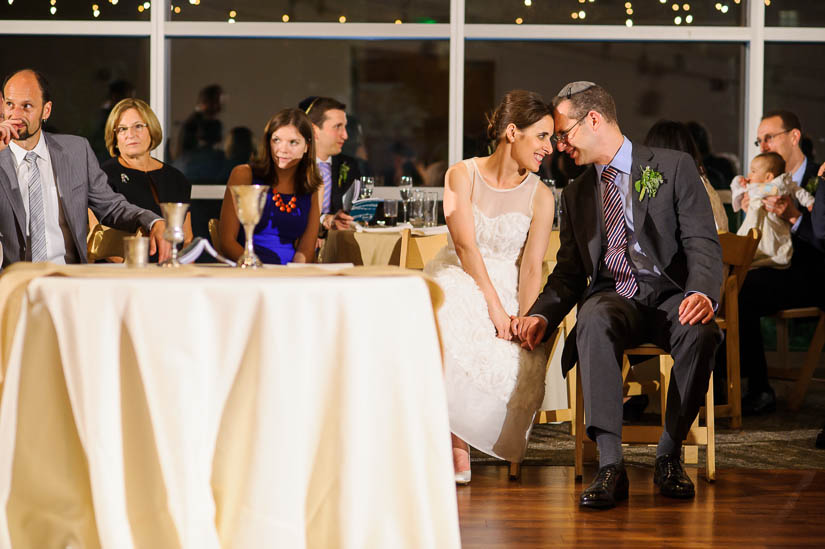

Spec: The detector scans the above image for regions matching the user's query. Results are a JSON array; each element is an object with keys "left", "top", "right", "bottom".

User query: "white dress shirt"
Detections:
[{"left": 9, "top": 134, "right": 73, "bottom": 264}]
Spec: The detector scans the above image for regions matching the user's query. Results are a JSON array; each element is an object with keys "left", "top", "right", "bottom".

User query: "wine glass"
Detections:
[
  {"left": 230, "top": 185, "right": 268, "bottom": 268},
  {"left": 159, "top": 202, "right": 189, "bottom": 267},
  {"left": 399, "top": 175, "right": 413, "bottom": 223}
]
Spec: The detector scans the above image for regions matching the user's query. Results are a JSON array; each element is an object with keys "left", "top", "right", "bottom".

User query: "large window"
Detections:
[
  {"left": 766, "top": 1, "right": 825, "bottom": 27},
  {"left": 0, "top": 0, "right": 150, "bottom": 20},
  {"left": 168, "top": 38, "right": 449, "bottom": 185},
  {"left": 0, "top": 37, "right": 150, "bottom": 163},
  {"left": 168, "top": 1, "right": 449, "bottom": 23},
  {"left": 764, "top": 43, "right": 825, "bottom": 163}
]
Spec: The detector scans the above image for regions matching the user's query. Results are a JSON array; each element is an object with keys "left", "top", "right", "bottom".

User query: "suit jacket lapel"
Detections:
[
  {"left": 630, "top": 143, "right": 654, "bottom": 246},
  {"left": 44, "top": 134, "right": 82, "bottom": 251},
  {"left": 580, "top": 166, "right": 603, "bottom": 279},
  {"left": 0, "top": 147, "right": 27, "bottom": 236}
]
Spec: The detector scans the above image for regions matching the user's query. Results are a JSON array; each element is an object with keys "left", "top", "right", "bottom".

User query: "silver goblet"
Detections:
[
  {"left": 230, "top": 184, "right": 268, "bottom": 268},
  {"left": 159, "top": 202, "right": 190, "bottom": 267}
]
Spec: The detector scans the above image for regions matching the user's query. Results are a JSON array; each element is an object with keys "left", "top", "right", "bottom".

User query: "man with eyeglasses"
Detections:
[
  {"left": 511, "top": 81, "right": 722, "bottom": 509},
  {"left": 0, "top": 69, "right": 170, "bottom": 268},
  {"left": 754, "top": 110, "right": 819, "bottom": 190}
]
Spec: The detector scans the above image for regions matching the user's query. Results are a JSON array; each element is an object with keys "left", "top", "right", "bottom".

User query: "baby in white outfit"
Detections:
[{"left": 731, "top": 152, "right": 815, "bottom": 268}]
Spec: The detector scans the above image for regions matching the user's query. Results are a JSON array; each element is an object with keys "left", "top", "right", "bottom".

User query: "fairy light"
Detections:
[
  {"left": 674, "top": 15, "right": 682, "bottom": 24},
  {"left": 282, "top": 14, "right": 289, "bottom": 22},
  {"left": 683, "top": 3, "right": 690, "bottom": 10},
  {"left": 138, "top": 5, "right": 144, "bottom": 12},
  {"left": 624, "top": 2, "right": 632, "bottom": 7},
  {"left": 626, "top": 19, "right": 633, "bottom": 27},
  {"left": 721, "top": 5, "right": 729, "bottom": 13},
  {"left": 764, "top": 0, "right": 771, "bottom": 5},
  {"left": 92, "top": 3, "right": 100, "bottom": 17},
  {"left": 515, "top": 17, "right": 523, "bottom": 24},
  {"left": 228, "top": 17, "right": 235, "bottom": 23},
  {"left": 672, "top": 4, "right": 679, "bottom": 11},
  {"left": 524, "top": 0, "right": 531, "bottom": 6},
  {"left": 229, "top": 10, "right": 236, "bottom": 17},
  {"left": 143, "top": 2, "right": 150, "bottom": 9},
  {"left": 579, "top": 10, "right": 586, "bottom": 19},
  {"left": 339, "top": 15, "right": 346, "bottom": 23},
  {"left": 686, "top": 14, "right": 693, "bottom": 23},
  {"left": 627, "top": 8, "right": 633, "bottom": 15},
  {"left": 394, "top": 19, "right": 402, "bottom": 24},
  {"left": 174, "top": 6, "right": 181, "bottom": 13},
  {"left": 571, "top": 12, "right": 578, "bottom": 19}
]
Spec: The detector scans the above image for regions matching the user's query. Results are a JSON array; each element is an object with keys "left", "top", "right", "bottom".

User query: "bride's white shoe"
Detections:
[{"left": 454, "top": 469, "right": 472, "bottom": 485}]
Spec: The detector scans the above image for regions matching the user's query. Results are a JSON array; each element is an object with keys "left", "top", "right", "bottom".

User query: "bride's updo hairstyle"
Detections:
[{"left": 486, "top": 90, "right": 552, "bottom": 142}]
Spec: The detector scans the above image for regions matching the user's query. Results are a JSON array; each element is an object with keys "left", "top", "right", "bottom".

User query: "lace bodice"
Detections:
[{"left": 445, "top": 158, "right": 539, "bottom": 263}]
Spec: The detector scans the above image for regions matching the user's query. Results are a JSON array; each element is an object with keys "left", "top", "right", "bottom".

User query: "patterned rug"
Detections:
[{"left": 472, "top": 369, "right": 825, "bottom": 470}]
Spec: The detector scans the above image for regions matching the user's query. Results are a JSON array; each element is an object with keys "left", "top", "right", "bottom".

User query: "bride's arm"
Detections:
[
  {"left": 518, "top": 183, "right": 554, "bottom": 316},
  {"left": 444, "top": 163, "right": 512, "bottom": 340}
]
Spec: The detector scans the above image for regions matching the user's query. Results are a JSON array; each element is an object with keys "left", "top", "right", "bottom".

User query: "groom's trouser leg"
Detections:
[
  {"left": 655, "top": 293, "right": 723, "bottom": 442},
  {"left": 576, "top": 291, "right": 644, "bottom": 440}
]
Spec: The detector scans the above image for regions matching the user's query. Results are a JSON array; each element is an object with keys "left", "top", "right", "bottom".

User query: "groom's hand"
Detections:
[
  {"left": 678, "top": 293, "right": 714, "bottom": 325},
  {"left": 514, "top": 315, "right": 547, "bottom": 351}
]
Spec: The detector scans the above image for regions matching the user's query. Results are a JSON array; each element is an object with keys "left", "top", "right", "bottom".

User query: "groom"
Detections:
[{"left": 513, "top": 82, "right": 722, "bottom": 509}]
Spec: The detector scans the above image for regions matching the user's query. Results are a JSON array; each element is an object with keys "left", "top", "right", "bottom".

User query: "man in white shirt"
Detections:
[
  {"left": 299, "top": 96, "right": 361, "bottom": 231},
  {"left": 755, "top": 110, "right": 819, "bottom": 187},
  {"left": 0, "top": 69, "right": 169, "bottom": 268}
]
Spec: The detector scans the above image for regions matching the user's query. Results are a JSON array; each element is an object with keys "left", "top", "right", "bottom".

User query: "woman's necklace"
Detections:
[{"left": 273, "top": 191, "right": 298, "bottom": 213}]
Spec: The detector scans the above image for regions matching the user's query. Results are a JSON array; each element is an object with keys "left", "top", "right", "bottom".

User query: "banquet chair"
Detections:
[
  {"left": 404, "top": 232, "right": 448, "bottom": 269},
  {"left": 86, "top": 210, "right": 146, "bottom": 262},
  {"left": 572, "top": 228, "right": 761, "bottom": 483},
  {"left": 208, "top": 218, "right": 223, "bottom": 256},
  {"left": 768, "top": 307, "right": 825, "bottom": 410}
]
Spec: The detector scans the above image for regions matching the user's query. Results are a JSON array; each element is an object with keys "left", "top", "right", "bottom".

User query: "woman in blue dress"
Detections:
[{"left": 219, "top": 108, "right": 322, "bottom": 264}]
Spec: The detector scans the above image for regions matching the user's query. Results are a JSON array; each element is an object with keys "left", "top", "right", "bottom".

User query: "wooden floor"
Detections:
[{"left": 457, "top": 464, "right": 825, "bottom": 547}]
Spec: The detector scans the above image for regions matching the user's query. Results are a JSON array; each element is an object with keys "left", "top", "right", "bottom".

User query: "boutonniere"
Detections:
[
  {"left": 337, "top": 162, "right": 350, "bottom": 188},
  {"left": 121, "top": 173, "right": 130, "bottom": 184},
  {"left": 634, "top": 166, "right": 663, "bottom": 201},
  {"left": 805, "top": 176, "right": 819, "bottom": 196}
]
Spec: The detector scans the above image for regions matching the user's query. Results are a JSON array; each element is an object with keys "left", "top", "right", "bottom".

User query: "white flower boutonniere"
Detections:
[
  {"left": 634, "top": 166, "right": 663, "bottom": 201},
  {"left": 121, "top": 173, "right": 130, "bottom": 184}
]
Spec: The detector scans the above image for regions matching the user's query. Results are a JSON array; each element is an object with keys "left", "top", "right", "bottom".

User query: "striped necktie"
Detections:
[
  {"left": 25, "top": 151, "right": 48, "bottom": 262},
  {"left": 601, "top": 166, "right": 638, "bottom": 298},
  {"left": 319, "top": 160, "right": 333, "bottom": 214}
]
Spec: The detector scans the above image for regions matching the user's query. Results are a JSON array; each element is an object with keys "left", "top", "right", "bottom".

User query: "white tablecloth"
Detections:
[{"left": 0, "top": 271, "right": 459, "bottom": 549}]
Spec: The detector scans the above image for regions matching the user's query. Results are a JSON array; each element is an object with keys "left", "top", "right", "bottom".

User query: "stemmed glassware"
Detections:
[
  {"left": 159, "top": 202, "right": 189, "bottom": 267},
  {"left": 399, "top": 175, "right": 413, "bottom": 223},
  {"left": 230, "top": 185, "right": 268, "bottom": 268}
]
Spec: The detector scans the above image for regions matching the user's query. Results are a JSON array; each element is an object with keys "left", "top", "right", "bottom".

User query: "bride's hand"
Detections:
[{"left": 489, "top": 305, "right": 513, "bottom": 340}]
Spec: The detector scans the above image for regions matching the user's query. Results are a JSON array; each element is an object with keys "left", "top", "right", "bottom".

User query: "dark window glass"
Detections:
[
  {"left": 467, "top": 0, "right": 745, "bottom": 26},
  {"left": 169, "top": 1, "right": 448, "bottom": 23},
  {"left": 764, "top": 43, "right": 825, "bottom": 162},
  {"left": 0, "top": 0, "right": 150, "bottom": 21},
  {"left": 464, "top": 41, "right": 744, "bottom": 183},
  {"left": 766, "top": 0, "right": 825, "bottom": 27},
  {"left": 168, "top": 38, "right": 449, "bottom": 186},
  {"left": 0, "top": 36, "right": 150, "bottom": 163}
]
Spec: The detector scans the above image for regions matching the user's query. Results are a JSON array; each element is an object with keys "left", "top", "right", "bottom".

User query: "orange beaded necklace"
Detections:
[{"left": 273, "top": 191, "right": 298, "bottom": 213}]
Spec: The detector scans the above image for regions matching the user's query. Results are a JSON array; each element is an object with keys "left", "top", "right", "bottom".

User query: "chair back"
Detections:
[
  {"left": 208, "top": 218, "right": 222, "bottom": 256},
  {"left": 405, "top": 233, "right": 448, "bottom": 269},
  {"left": 717, "top": 228, "right": 761, "bottom": 316}
]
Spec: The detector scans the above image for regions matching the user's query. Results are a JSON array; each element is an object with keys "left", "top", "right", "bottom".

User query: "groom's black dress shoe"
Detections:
[
  {"left": 741, "top": 387, "right": 776, "bottom": 416},
  {"left": 654, "top": 454, "right": 695, "bottom": 499},
  {"left": 579, "top": 462, "right": 628, "bottom": 509}
]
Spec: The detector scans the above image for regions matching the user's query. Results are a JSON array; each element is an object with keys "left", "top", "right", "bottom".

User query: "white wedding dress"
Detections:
[{"left": 425, "top": 158, "right": 550, "bottom": 462}]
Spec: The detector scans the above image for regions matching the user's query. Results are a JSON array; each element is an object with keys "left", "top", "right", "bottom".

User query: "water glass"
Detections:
[
  {"left": 384, "top": 199, "right": 398, "bottom": 227},
  {"left": 399, "top": 175, "right": 413, "bottom": 222},
  {"left": 360, "top": 176, "right": 375, "bottom": 199},
  {"left": 424, "top": 192, "right": 438, "bottom": 227},
  {"left": 123, "top": 235, "right": 149, "bottom": 267},
  {"left": 409, "top": 190, "right": 425, "bottom": 228}
]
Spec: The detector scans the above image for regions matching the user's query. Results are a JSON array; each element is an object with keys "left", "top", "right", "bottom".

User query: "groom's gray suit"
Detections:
[
  {"left": 0, "top": 132, "right": 159, "bottom": 269},
  {"left": 528, "top": 141, "right": 723, "bottom": 444}
]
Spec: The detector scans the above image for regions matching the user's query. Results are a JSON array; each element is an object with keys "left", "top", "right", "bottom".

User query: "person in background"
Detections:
[
  {"left": 176, "top": 84, "right": 224, "bottom": 160},
  {"left": 0, "top": 69, "right": 169, "bottom": 268},
  {"left": 99, "top": 98, "right": 193, "bottom": 260},
  {"left": 644, "top": 119, "right": 729, "bottom": 232},
  {"left": 172, "top": 118, "right": 228, "bottom": 184},
  {"left": 218, "top": 108, "right": 321, "bottom": 265},
  {"left": 686, "top": 120, "right": 735, "bottom": 190},
  {"left": 223, "top": 126, "right": 254, "bottom": 173},
  {"left": 298, "top": 96, "right": 361, "bottom": 231}
]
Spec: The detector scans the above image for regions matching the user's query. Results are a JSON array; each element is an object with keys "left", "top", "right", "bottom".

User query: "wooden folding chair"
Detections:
[{"left": 768, "top": 307, "right": 825, "bottom": 410}]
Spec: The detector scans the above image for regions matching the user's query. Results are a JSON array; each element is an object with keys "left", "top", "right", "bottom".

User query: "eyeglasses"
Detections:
[
  {"left": 552, "top": 115, "right": 587, "bottom": 147},
  {"left": 754, "top": 129, "right": 790, "bottom": 148},
  {"left": 115, "top": 122, "right": 148, "bottom": 136}
]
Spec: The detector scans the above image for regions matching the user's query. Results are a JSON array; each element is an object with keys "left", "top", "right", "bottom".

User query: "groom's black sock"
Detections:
[{"left": 594, "top": 428, "right": 623, "bottom": 468}]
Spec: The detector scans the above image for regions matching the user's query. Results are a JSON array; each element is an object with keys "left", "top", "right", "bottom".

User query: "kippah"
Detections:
[{"left": 556, "top": 81, "right": 596, "bottom": 99}]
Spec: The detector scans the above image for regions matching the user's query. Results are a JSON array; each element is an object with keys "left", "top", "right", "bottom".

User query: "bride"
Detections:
[{"left": 425, "top": 90, "right": 555, "bottom": 484}]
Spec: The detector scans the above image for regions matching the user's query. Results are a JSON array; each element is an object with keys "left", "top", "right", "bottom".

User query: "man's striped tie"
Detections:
[
  {"left": 25, "top": 151, "right": 48, "bottom": 262},
  {"left": 319, "top": 161, "right": 333, "bottom": 214},
  {"left": 601, "top": 166, "right": 638, "bottom": 298}
]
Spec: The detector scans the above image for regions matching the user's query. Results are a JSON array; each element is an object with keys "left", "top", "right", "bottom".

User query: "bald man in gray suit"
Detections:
[{"left": 0, "top": 69, "right": 170, "bottom": 269}]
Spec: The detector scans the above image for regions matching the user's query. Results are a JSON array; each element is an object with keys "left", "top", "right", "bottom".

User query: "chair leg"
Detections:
[
  {"left": 567, "top": 366, "right": 577, "bottom": 437},
  {"left": 574, "top": 365, "right": 584, "bottom": 480},
  {"left": 706, "top": 372, "right": 716, "bottom": 482},
  {"left": 508, "top": 461, "right": 521, "bottom": 481},
  {"left": 659, "top": 355, "right": 673, "bottom": 429},
  {"left": 788, "top": 313, "right": 825, "bottom": 411}
]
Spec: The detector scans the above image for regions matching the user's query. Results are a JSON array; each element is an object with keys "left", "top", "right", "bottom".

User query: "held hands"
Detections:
[
  {"left": 148, "top": 220, "right": 172, "bottom": 263},
  {"left": 510, "top": 315, "right": 547, "bottom": 351},
  {"left": 678, "top": 293, "right": 715, "bottom": 326},
  {"left": 489, "top": 305, "right": 513, "bottom": 340}
]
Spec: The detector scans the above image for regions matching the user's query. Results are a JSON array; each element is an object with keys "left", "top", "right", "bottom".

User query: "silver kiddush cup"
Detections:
[
  {"left": 230, "top": 185, "right": 268, "bottom": 268},
  {"left": 159, "top": 202, "right": 190, "bottom": 267}
]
